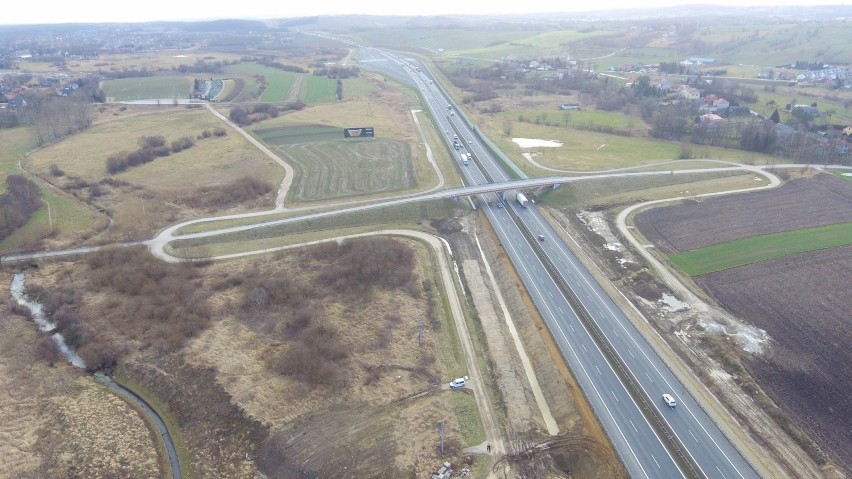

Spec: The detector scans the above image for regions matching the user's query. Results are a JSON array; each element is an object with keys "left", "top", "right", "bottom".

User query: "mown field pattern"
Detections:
[
  {"left": 670, "top": 222, "right": 852, "bottom": 275},
  {"left": 277, "top": 139, "right": 415, "bottom": 201},
  {"left": 254, "top": 124, "right": 341, "bottom": 144},
  {"left": 227, "top": 63, "right": 298, "bottom": 102},
  {"left": 634, "top": 174, "right": 852, "bottom": 254}
]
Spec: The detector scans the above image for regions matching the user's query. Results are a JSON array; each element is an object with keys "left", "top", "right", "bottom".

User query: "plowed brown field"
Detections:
[
  {"left": 697, "top": 246, "right": 852, "bottom": 472},
  {"left": 634, "top": 174, "right": 852, "bottom": 254}
]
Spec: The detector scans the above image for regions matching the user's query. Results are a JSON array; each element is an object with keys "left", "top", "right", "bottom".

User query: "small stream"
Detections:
[
  {"left": 9, "top": 272, "right": 182, "bottom": 479},
  {"left": 10, "top": 272, "right": 86, "bottom": 368}
]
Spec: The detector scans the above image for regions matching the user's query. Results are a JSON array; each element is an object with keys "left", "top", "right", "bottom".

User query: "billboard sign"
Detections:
[{"left": 343, "top": 127, "right": 374, "bottom": 138}]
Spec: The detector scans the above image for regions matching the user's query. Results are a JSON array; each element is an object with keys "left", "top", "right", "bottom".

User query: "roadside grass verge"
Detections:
[
  {"left": 447, "top": 393, "right": 487, "bottom": 445},
  {"left": 539, "top": 171, "right": 752, "bottom": 208},
  {"left": 670, "top": 222, "right": 852, "bottom": 276},
  {"left": 102, "top": 76, "right": 193, "bottom": 101},
  {"left": 167, "top": 198, "right": 461, "bottom": 258},
  {"left": 113, "top": 364, "right": 195, "bottom": 479}
]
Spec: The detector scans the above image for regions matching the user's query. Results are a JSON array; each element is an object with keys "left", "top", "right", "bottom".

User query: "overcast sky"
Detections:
[{"left": 4, "top": 0, "right": 851, "bottom": 25}]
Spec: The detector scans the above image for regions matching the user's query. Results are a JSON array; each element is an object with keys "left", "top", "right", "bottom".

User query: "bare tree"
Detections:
[{"left": 502, "top": 118, "right": 513, "bottom": 136}]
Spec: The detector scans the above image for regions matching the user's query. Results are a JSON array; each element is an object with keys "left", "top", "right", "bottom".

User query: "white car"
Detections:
[
  {"left": 449, "top": 376, "right": 468, "bottom": 389},
  {"left": 662, "top": 393, "right": 676, "bottom": 408}
]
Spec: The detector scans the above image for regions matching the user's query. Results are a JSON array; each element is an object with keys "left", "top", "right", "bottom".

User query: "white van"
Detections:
[
  {"left": 449, "top": 376, "right": 468, "bottom": 389},
  {"left": 662, "top": 393, "right": 676, "bottom": 408}
]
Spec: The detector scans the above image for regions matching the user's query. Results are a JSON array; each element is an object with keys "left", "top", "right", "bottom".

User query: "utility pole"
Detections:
[{"left": 418, "top": 318, "right": 424, "bottom": 346}]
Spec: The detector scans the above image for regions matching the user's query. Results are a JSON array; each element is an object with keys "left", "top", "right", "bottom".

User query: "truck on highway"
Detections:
[
  {"left": 459, "top": 153, "right": 469, "bottom": 166},
  {"left": 516, "top": 192, "right": 529, "bottom": 207}
]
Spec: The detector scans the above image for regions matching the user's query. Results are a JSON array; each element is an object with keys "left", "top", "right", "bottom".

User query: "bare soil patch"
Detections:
[
  {"left": 634, "top": 173, "right": 852, "bottom": 254},
  {"left": 696, "top": 245, "right": 852, "bottom": 472}
]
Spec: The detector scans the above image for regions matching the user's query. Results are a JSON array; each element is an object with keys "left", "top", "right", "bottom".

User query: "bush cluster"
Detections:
[
  {"left": 106, "top": 135, "right": 173, "bottom": 174},
  {"left": 170, "top": 136, "right": 194, "bottom": 153},
  {"left": 229, "top": 102, "right": 304, "bottom": 126},
  {"left": 302, "top": 237, "right": 418, "bottom": 299},
  {"left": 31, "top": 247, "right": 212, "bottom": 372},
  {"left": 182, "top": 176, "right": 274, "bottom": 209},
  {"left": 83, "top": 248, "right": 211, "bottom": 356},
  {"left": 235, "top": 238, "right": 420, "bottom": 387},
  {"left": 199, "top": 126, "right": 227, "bottom": 139}
]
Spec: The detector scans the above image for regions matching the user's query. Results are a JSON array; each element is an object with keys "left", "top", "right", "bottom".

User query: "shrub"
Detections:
[
  {"left": 170, "top": 136, "right": 194, "bottom": 153},
  {"left": 138, "top": 135, "right": 166, "bottom": 149},
  {"left": 49, "top": 164, "right": 65, "bottom": 177}
]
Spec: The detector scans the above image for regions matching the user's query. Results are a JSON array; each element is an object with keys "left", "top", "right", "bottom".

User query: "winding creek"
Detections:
[{"left": 10, "top": 272, "right": 182, "bottom": 479}]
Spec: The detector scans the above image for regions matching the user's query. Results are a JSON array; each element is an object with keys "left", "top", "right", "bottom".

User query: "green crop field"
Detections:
[
  {"left": 227, "top": 63, "right": 298, "bottom": 102},
  {"left": 304, "top": 76, "right": 375, "bottom": 103},
  {"left": 513, "top": 109, "right": 642, "bottom": 130},
  {"left": 670, "top": 222, "right": 852, "bottom": 276},
  {"left": 102, "top": 76, "right": 193, "bottom": 101},
  {"left": 253, "top": 124, "right": 341, "bottom": 144}
]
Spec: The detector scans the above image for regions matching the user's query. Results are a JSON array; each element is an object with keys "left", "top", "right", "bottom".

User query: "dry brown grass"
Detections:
[
  {"left": 0, "top": 294, "right": 160, "bottom": 479},
  {"left": 24, "top": 106, "right": 281, "bottom": 242},
  {"left": 178, "top": 238, "right": 467, "bottom": 477},
  {"left": 20, "top": 235, "right": 472, "bottom": 478}
]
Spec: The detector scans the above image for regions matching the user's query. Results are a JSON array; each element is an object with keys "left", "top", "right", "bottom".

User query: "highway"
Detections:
[{"left": 359, "top": 46, "right": 760, "bottom": 479}]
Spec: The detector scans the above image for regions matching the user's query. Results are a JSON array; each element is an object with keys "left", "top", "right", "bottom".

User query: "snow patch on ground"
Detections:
[
  {"left": 512, "top": 138, "right": 563, "bottom": 148},
  {"left": 577, "top": 210, "right": 626, "bottom": 254},
  {"left": 699, "top": 317, "right": 770, "bottom": 354},
  {"left": 659, "top": 293, "right": 690, "bottom": 313}
]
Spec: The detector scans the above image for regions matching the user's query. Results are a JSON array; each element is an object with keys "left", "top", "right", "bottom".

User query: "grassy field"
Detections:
[
  {"left": 670, "top": 222, "right": 852, "bottom": 276},
  {"left": 254, "top": 124, "right": 341, "bottom": 144},
  {"left": 22, "top": 106, "right": 280, "bottom": 242},
  {"left": 102, "top": 76, "right": 193, "bottom": 101},
  {"left": 226, "top": 63, "right": 298, "bottom": 103},
  {"left": 475, "top": 111, "right": 779, "bottom": 173},
  {"left": 539, "top": 172, "right": 754, "bottom": 208},
  {"left": 0, "top": 127, "right": 104, "bottom": 251},
  {"left": 278, "top": 138, "right": 415, "bottom": 202},
  {"left": 514, "top": 108, "right": 643, "bottom": 130},
  {"left": 304, "top": 75, "right": 375, "bottom": 103}
]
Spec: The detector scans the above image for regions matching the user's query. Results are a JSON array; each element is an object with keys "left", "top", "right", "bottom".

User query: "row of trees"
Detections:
[
  {"left": 228, "top": 101, "right": 305, "bottom": 126},
  {"left": 106, "top": 135, "right": 179, "bottom": 174},
  {"left": 0, "top": 175, "right": 42, "bottom": 241}
]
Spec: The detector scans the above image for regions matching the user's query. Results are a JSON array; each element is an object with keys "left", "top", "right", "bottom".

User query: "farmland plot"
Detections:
[
  {"left": 696, "top": 246, "right": 852, "bottom": 471},
  {"left": 277, "top": 139, "right": 415, "bottom": 202},
  {"left": 634, "top": 174, "right": 852, "bottom": 254}
]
